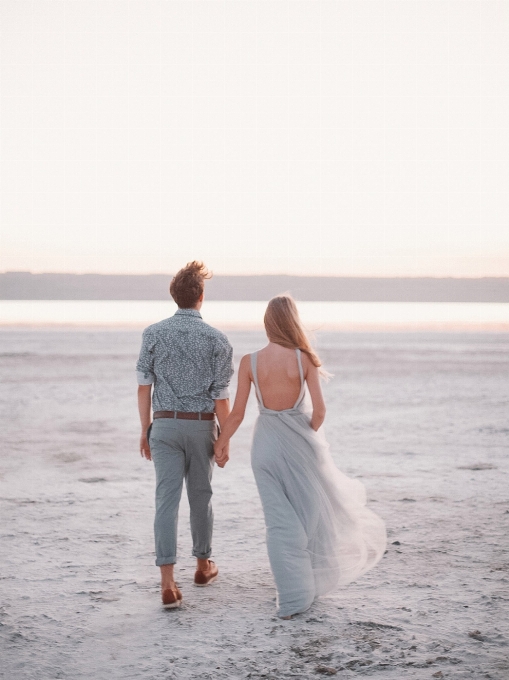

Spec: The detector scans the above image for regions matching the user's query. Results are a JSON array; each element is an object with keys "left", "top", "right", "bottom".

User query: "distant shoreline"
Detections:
[{"left": 1, "top": 272, "right": 509, "bottom": 303}]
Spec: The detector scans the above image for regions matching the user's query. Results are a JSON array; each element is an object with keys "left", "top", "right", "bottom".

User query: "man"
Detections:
[{"left": 136, "top": 261, "right": 233, "bottom": 609}]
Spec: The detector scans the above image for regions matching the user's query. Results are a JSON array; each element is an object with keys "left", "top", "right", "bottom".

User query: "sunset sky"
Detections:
[{"left": 1, "top": 0, "right": 507, "bottom": 277}]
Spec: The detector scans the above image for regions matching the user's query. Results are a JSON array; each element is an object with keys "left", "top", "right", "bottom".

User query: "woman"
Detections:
[{"left": 214, "top": 295, "right": 386, "bottom": 619}]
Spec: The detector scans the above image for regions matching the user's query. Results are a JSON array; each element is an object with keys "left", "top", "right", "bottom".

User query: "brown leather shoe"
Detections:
[
  {"left": 194, "top": 560, "right": 219, "bottom": 587},
  {"left": 162, "top": 585, "right": 183, "bottom": 609}
]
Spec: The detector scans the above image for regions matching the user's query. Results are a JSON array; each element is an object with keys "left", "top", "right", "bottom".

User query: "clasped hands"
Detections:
[
  {"left": 214, "top": 437, "right": 230, "bottom": 468},
  {"left": 141, "top": 430, "right": 230, "bottom": 468}
]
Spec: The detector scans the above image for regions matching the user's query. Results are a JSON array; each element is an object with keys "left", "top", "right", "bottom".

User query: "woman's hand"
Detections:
[{"left": 214, "top": 438, "right": 230, "bottom": 468}]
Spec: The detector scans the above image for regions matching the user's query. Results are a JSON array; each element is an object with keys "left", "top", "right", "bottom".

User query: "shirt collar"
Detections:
[{"left": 175, "top": 308, "right": 202, "bottom": 319}]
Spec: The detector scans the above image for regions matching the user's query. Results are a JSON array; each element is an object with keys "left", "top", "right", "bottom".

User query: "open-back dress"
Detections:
[{"left": 250, "top": 349, "right": 387, "bottom": 618}]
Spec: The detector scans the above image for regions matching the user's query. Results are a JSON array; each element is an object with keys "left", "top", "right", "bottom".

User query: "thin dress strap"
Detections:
[
  {"left": 293, "top": 348, "right": 306, "bottom": 408},
  {"left": 250, "top": 352, "right": 265, "bottom": 408}
]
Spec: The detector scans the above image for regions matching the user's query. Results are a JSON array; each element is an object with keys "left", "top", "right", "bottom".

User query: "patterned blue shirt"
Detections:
[{"left": 136, "top": 308, "right": 234, "bottom": 413}]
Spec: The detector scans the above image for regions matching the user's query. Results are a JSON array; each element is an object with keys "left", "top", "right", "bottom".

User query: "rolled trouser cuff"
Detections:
[
  {"left": 192, "top": 549, "right": 212, "bottom": 559},
  {"left": 155, "top": 555, "right": 177, "bottom": 566}
]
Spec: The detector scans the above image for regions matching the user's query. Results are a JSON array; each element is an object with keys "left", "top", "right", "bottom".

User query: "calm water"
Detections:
[{"left": 0, "top": 299, "right": 508, "bottom": 330}]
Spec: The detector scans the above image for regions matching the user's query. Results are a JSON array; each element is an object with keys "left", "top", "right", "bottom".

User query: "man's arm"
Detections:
[
  {"left": 138, "top": 384, "right": 152, "bottom": 460},
  {"left": 214, "top": 398, "right": 230, "bottom": 428},
  {"left": 209, "top": 337, "right": 234, "bottom": 468},
  {"left": 214, "top": 398, "right": 230, "bottom": 468},
  {"left": 214, "top": 354, "right": 251, "bottom": 467},
  {"left": 210, "top": 338, "right": 234, "bottom": 403},
  {"left": 136, "top": 327, "right": 156, "bottom": 461}
]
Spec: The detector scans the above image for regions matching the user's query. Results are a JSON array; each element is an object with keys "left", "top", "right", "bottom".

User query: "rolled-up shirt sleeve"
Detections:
[
  {"left": 136, "top": 328, "right": 156, "bottom": 385},
  {"left": 210, "top": 337, "right": 234, "bottom": 400}
]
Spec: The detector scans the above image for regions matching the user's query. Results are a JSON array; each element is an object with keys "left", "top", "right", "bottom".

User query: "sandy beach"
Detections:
[{"left": 1, "top": 329, "right": 508, "bottom": 679}]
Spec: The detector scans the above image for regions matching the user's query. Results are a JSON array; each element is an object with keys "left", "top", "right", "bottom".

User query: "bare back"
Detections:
[
  {"left": 215, "top": 339, "right": 327, "bottom": 446},
  {"left": 253, "top": 344, "right": 304, "bottom": 411}
]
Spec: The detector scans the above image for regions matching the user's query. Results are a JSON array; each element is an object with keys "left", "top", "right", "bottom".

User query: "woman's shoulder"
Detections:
[
  {"left": 298, "top": 349, "right": 318, "bottom": 375},
  {"left": 241, "top": 347, "right": 267, "bottom": 361},
  {"left": 299, "top": 348, "right": 311, "bottom": 363},
  {"left": 239, "top": 353, "right": 254, "bottom": 368}
]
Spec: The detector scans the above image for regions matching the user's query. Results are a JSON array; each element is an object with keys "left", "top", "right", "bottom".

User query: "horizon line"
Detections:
[{"left": 3, "top": 271, "right": 508, "bottom": 281}]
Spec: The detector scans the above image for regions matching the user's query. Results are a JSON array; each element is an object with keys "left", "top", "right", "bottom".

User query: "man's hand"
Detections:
[
  {"left": 140, "top": 433, "right": 152, "bottom": 461},
  {"left": 213, "top": 439, "right": 229, "bottom": 468}
]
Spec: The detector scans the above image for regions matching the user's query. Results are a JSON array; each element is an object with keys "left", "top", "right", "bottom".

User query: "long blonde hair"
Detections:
[{"left": 264, "top": 294, "right": 322, "bottom": 368}]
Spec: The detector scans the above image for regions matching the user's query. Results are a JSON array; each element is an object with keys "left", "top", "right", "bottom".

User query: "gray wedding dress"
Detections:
[{"left": 250, "top": 349, "right": 387, "bottom": 618}]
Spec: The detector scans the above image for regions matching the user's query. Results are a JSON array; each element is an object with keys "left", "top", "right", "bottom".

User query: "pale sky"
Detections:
[{"left": 1, "top": 0, "right": 508, "bottom": 277}]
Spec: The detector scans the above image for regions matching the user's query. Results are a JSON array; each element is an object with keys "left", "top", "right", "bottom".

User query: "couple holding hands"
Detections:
[{"left": 137, "top": 262, "right": 386, "bottom": 619}]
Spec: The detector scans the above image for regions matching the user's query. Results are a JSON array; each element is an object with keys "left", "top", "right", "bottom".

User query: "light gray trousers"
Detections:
[{"left": 149, "top": 417, "right": 217, "bottom": 566}]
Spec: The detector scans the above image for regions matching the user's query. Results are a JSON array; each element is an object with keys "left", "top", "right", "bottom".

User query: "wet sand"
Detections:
[{"left": 1, "top": 330, "right": 508, "bottom": 679}]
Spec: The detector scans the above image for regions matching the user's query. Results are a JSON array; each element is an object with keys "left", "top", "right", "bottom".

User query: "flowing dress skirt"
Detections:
[{"left": 251, "top": 404, "right": 387, "bottom": 618}]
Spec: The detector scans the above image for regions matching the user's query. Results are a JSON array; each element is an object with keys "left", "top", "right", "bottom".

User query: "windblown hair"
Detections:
[
  {"left": 264, "top": 294, "right": 323, "bottom": 369},
  {"left": 170, "top": 261, "right": 212, "bottom": 309}
]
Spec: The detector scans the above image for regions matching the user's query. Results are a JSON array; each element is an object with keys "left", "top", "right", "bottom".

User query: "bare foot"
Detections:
[{"left": 280, "top": 615, "right": 293, "bottom": 620}]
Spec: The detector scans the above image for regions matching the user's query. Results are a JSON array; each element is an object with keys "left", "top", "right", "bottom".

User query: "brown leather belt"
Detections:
[{"left": 153, "top": 410, "right": 215, "bottom": 421}]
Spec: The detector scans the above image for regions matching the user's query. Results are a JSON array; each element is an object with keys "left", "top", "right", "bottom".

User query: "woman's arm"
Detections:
[
  {"left": 304, "top": 356, "right": 326, "bottom": 431},
  {"left": 213, "top": 355, "right": 252, "bottom": 466}
]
